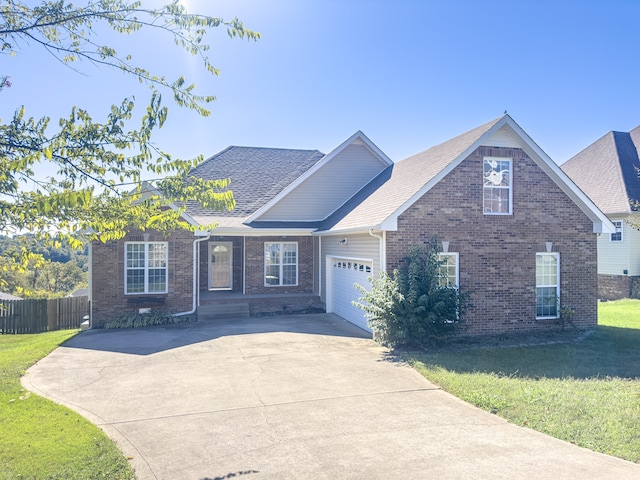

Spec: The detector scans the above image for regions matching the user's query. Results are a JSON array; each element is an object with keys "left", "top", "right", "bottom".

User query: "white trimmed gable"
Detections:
[
  {"left": 484, "top": 128, "right": 520, "bottom": 148},
  {"left": 319, "top": 116, "right": 614, "bottom": 236},
  {"left": 249, "top": 132, "right": 392, "bottom": 223},
  {"left": 380, "top": 118, "right": 613, "bottom": 234}
]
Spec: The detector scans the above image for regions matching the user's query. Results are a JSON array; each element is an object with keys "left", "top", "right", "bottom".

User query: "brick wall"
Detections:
[
  {"left": 598, "top": 275, "right": 631, "bottom": 300},
  {"left": 91, "top": 230, "right": 194, "bottom": 328},
  {"left": 244, "top": 236, "right": 314, "bottom": 294},
  {"left": 386, "top": 146, "right": 598, "bottom": 336}
]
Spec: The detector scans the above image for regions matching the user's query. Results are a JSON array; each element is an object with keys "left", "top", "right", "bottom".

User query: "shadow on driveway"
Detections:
[{"left": 65, "top": 313, "right": 371, "bottom": 356}]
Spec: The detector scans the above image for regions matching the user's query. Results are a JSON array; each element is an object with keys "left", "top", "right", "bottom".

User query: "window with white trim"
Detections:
[
  {"left": 437, "top": 253, "right": 459, "bottom": 288},
  {"left": 125, "top": 242, "right": 168, "bottom": 294},
  {"left": 483, "top": 157, "right": 512, "bottom": 214},
  {"left": 536, "top": 252, "right": 559, "bottom": 318},
  {"left": 265, "top": 242, "right": 298, "bottom": 286},
  {"left": 610, "top": 220, "right": 623, "bottom": 242}
]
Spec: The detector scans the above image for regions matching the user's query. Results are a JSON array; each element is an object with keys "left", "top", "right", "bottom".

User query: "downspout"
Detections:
[
  {"left": 88, "top": 241, "right": 93, "bottom": 328},
  {"left": 174, "top": 232, "right": 210, "bottom": 317},
  {"left": 369, "top": 229, "right": 385, "bottom": 273},
  {"left": 318, "top": 236, "right": 322, "bottom": 298}
]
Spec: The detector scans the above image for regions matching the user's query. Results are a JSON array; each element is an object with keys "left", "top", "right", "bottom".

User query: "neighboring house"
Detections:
[
  {"left": 67, "top": 287, "right": 89, "bottom": 298},
  {"left": 562, "top": 125, "right": 640, "bottom": 300},
  {"left": 90, "top": 115, "right": 613, "bottom": 336},
  {"left": 0, "top": 292, "right": 22, "bottom": 301}
]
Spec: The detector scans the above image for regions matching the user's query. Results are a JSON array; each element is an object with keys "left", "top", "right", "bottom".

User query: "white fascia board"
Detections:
[
  {"left": 203, "top": 228, "right": 316, "bottom": 237},
  {"left": 313, "top": 227, "right": 379, "bottom": 236},
  {"left": 246, "top": 131, "right": 393, "bottom": 224},
  {"left": 501, "top": 120, "right": 616, "bottom": 234},
  {"left": 377, "top": 115, "right": 614, "bottom": 235},
  {"left": 379, "top": 117, "right": 513, "bottom": 231}
]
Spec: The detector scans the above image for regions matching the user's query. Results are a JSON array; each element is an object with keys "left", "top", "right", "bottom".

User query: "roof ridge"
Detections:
[
  {"left": 612, "top": 131, "right": 640, "bottom": 205},
  {"left": 226, "top": 145, "right": 322, "bottom": 153},
  {"left": 397, "top": 116, "right": 503, "bottom": 164},
  {"left": 564, "top": 130, "right": 615, "bottom": 165}
]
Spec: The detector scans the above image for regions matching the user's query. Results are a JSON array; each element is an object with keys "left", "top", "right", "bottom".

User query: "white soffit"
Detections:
[{"left": 483, "top": 128, "right": 520, "bottom": 148}]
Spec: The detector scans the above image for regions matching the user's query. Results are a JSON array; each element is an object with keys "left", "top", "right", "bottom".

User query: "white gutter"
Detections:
[
  {"left": 174, "top": 231, "right": 210, "bottom": 317},
  {"left": 314, "top": 225, "right": 386, "bottom": 236},
  {"left": 368, "top": 229, "right": 386, "bottom": 273},
  {"left": 195, "top": 227, "right": 316, "bottom": 237}
]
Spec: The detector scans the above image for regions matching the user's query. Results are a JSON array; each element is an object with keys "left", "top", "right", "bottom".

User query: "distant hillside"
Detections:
[
  {"left": 0, "top": 235, "right": 88, "bottom": 298},
  {"left": 0, "top": 234, "right": 88, "bottom": 270}
]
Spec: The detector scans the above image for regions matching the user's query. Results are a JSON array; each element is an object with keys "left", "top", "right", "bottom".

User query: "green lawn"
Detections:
[
  {"left": 0, "top": 330, "right": 135, "bottom": 480},
  {"left": 407, "top": 299, "right": 640, "bottom": 463}
]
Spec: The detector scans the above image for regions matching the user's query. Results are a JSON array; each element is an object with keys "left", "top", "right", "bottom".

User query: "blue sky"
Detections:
[{"left": 2, "top": 0, "right": 640, "bottom": 171}]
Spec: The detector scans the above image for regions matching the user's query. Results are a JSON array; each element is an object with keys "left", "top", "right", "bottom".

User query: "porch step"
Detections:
[{"left": 198, "top": 303, "right": 250, "bottom": 320}]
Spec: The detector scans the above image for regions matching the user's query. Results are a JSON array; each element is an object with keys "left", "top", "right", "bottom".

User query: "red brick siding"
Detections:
[
  {"left": 90, "top": 230, "right": 194, "bottom": 328},
  {"left": 597, "top": 274, "right": 640, "bottom": 300},
  {"left": 597, "top": 275, "right": 631, "bottom": 300},
  {"left": 244, "top": 236, "right": 315, "bottom": 294},
  {"left": 386, "top": 147, "right": 598, "bottom": 336}
]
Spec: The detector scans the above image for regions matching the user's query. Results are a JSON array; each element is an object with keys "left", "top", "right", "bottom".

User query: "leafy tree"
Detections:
[
  {"left": 354, "top": 241, "right": 469, "bottom": 348},
  {"left": 0, "top": 253, "right": 86, "bottom": 297},
  {"left": 0, "top": 234, "right": 88, "bottom": 265},
  {"left": 0, "top": 0, "right": 259, "bottom": 246},
  {"left": 0, "top": 233, "right": 88, "bottom": 289}
]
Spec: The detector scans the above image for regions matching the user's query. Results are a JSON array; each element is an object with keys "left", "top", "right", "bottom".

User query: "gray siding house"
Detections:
[{"left": 562, "top": 125, "right": 640, "bottom": 300}]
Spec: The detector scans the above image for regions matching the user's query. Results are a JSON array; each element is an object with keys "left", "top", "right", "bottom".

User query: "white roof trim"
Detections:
[
  {"left": 378, "top": 115, "right": 615, "bottom": 234},
  {"left": 196, "top": 227, "right": 316, "bottom": 237},
  {"left": 500, "top": 118, "right": 615, "bottom": 234},
  {"left": 313, "top": 226, "right": 380, "bottom": 236},
  {"left": 245, "top": 131, "right": 393, "bottom": 224}
]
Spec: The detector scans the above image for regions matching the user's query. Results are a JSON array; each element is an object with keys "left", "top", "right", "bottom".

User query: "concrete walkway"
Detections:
[{"left": 23, "top": 314, "right": 640, "bottom": 480}]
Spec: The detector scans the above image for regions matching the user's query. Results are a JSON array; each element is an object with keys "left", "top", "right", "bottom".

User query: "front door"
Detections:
[{"left": 209, "top": 242, "right": 233, "bottom": 290}]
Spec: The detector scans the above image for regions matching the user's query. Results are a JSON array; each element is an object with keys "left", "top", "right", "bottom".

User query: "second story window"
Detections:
[
  {"left": 610, "top": 220, "right": 623, "bottom": 242},
  {"left": 483, "top": 157, "right": 512, "bottom": 215}
]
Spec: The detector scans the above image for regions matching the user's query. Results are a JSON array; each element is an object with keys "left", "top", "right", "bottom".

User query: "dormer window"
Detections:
[{"left": 483, "top": 157, "right": 512, "bottom": 215}]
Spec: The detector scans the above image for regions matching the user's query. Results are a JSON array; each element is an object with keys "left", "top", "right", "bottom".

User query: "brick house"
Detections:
[
  {"left": 562, "top": 125, "right": 640, "bottom": 300},
  {"left": 90, "top": 115, "right": 613, "bottom": 335}
]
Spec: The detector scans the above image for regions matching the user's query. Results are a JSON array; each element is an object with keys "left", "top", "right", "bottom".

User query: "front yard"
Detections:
[
  {"left": 0, "top": 330, "right": 135, "bottom": 480},
  {"left": 407, "top": 299, "right": 640, "bottom": 463},
  {"left": 3, "top": 300, "right": 639, "bottom": 477}
]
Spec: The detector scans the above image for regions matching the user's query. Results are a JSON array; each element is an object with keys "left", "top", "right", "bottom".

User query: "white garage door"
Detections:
[{"left": 330, "top": 259, "right": 372, "bottom": 332}]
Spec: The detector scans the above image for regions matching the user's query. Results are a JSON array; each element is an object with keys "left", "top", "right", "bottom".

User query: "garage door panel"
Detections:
[{"left": 330, "top": 259, "right": 372, "bottom": 332}]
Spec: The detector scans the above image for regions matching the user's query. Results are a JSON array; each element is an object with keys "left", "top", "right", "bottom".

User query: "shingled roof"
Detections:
[
  {"left": 185, "top": 146, "right": 325, "bottom": 226},
  {"left": 320, "top": 116, "right": 503, "bottom": 231},
  {"left": 562, "top": 126, "right": 640, "bottom": 215}
]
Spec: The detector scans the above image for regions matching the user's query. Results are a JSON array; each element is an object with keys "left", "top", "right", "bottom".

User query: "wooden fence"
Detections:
[{"left": 0, "top": 296, "right": 89, "bottom": 334}]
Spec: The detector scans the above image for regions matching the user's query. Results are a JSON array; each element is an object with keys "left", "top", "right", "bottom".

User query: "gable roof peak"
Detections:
[
  {"left": 321, "top": 114, "right": 613, "bottom": 235},
  {"left": 562, "top": 127, "right": 640, "bottom": 214}
]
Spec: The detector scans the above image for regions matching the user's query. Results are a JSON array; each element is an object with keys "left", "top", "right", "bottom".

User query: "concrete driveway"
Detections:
[{"left": 24, "top": 314, "right": 640, "bottom": 480}]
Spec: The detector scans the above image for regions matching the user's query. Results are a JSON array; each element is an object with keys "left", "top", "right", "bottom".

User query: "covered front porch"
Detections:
[{"left": 196, "top": 235, "right": 323, "bottom": 318}]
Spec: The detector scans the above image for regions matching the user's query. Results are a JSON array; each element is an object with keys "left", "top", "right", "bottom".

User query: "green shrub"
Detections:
[
  {"left": 354, "top": 241, "right": 469, "bottom": 347},
  {"left": 104, "top": 310, "right": 196, "bottom": 329}
]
